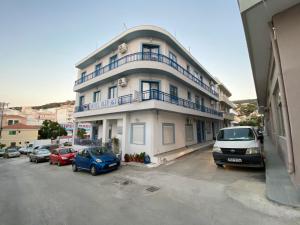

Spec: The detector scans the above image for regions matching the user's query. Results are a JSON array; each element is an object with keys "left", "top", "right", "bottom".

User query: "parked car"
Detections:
[
  {"left": 3, "top": 148, "right": 21, "bottom": 158},
  {"left": 29, "top": 149, "right": 51, "bottom": 163},
  {"left": 33, "top": 144, "right": 59, "bottom": 153},
  {"left": 0, "top": 148, "right": 5, "bottom": 157},
  {"left": 72, "top": 146, "right": 120, "bottom": 176},
  {"left": 212, "top": 126, "right": 264, "bottom": 168},
  {"left": 49, "top": 147, "right": 76, "bottom": 166},
  {"left": 19, "top": 147, "right": 28, "bottom": 154}
]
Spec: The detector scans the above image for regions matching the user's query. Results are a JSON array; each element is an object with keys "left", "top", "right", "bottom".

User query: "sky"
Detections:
[{"left": 0, "top": 0, "right": 256, "bottom": 107}]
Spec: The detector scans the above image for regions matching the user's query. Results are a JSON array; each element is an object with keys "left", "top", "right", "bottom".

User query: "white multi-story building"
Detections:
[{"left": 73, "top": 25, "right": 224, "bottom": 164}]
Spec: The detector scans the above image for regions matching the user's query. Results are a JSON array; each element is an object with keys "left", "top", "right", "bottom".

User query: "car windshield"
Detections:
[
  {"left": 217, "top": 128, "right": 255, "bottom": 141},
  {"left": 8, "top": 149, "right": 17, "bottom": 152},
  {"left": 89, "top": 147, "right": 111, "bottom": 156},
  {"left": 59, "top": 148, "right": 74, "bottom": 154},
  {"left": 37, "top": 149, "right": 50, "bottom": 154}
]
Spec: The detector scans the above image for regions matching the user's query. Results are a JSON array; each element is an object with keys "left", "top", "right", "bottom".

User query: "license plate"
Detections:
[
  {"left": 227, "top": 158, "right": 242, "bottom": 163},
  {"left": 109, "top": 163, "right": 117, "bottom": 167}
]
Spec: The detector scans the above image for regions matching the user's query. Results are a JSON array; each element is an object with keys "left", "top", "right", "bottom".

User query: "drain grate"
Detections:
[{"left": 146, "top": 186, "right": 160, "bottom": 192}]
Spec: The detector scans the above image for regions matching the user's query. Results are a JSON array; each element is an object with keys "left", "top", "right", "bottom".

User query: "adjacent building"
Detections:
[
  {"left": 73, "top": 25, "right": 224, "bottom": 163},
  {"left": 217, "top": 80, "right": 236, "bottom": 127},
  {"left": 1, "top": 123, "right": 40, "bottom": 147},
  {"left": 238, "top": 0, "right": 300, "bottom": 186}
]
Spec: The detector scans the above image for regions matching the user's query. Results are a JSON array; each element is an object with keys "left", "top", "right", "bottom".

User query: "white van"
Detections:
[{"left": 212, "top": 126, "right": 264, "bottom": 168}]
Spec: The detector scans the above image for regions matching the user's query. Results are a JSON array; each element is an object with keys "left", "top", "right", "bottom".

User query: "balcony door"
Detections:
[
  {"left": 141, "top": 81, "right": 159, "bottom": 100},
  {"left": 142, "top": 44, "right": 160, "bottom": 60},
  {"left": 170, "top": 85, "right": 178, "bottom": 103}
]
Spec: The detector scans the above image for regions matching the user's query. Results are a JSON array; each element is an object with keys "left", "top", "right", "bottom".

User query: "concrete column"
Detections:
[
  {"left": 102, "top": 119, "right": 108, "bottom": 144},
  {"left": 121, "top": 115, "right": 129, "bottom": 158},
  {"left": 72, "top": 122, "right": 78, "bottom": 145},
  {"left": 90, "top": 123, "right": 94, "bottom": 140}
]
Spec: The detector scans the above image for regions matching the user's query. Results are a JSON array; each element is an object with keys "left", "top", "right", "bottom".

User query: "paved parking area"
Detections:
[{"left": 0, "top": 149, "right": 299, "bottom": 225}]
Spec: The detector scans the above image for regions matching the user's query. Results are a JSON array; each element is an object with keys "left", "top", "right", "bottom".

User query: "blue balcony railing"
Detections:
[
  {"left": 141, "top": 90, "right": 223, "bottom": 117},
  {"left": 75, "top": 91, "right": 222, "bottom": 117},
  {"left": 75, "top": 52, "right": 219, "bottom": 98}
]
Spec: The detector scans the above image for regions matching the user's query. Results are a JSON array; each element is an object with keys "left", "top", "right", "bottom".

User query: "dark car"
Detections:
[
  {"left": 29, "top": 149, "right": 51, "bottom": 163},
  {"left": 0, "top": 148, "right": 5, "bottom": 157},
  {"left": 72, "top": 146, "right": 120, "bottom": 176}
]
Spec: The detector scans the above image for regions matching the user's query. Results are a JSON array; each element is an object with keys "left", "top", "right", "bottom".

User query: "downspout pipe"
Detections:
[{"left": 269, "top": 23, "right": 295, "bottom": 174}]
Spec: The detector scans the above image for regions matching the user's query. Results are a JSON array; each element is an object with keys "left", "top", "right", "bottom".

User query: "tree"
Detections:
[
  {"left": 238, "top": 103, "right": 257, "bottom": 116},
  {"left": 77, "top": 128, "right": 86, "bottom": 139},
  {"left": 239, "top": 115, "right": 263, "bottom": 127},
  {"left": 38, "top": 120, "right": 67, "bottom": 139}
]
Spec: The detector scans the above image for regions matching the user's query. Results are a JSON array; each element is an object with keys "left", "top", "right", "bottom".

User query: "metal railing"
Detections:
[
  {"left": 141, "top": 89, "right": 222, "bottom": 117},
  {"left": 75, "top": 94, "right": 132, "bottom": 112},
  {"left": 75, "top": 52, "right": 219, "bottom": 97}
]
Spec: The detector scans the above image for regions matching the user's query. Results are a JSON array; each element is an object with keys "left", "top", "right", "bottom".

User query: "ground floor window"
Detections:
[
  {"left": 131, "top": 123, "right": 145, "bottom": 145},
  {"left": 162, "top": 123, "right": 175, "bottom": 145},
  {"left": 185, "top": 124, "right": 194, "bottom": 142},
  {"left": 9, "top": 130, "right": 16, "bottom": 135}
]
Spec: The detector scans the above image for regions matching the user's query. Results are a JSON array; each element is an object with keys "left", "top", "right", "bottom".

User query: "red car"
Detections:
[{"left": 49, "top": 147, "right": 76, "bottom": 166}]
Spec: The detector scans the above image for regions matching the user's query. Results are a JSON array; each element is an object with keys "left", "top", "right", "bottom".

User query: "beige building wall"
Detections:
[
  {"left": 1, "top": 129, "right": 39, "bottom": 147},
  {"left": 271, "top": 4, "right": 300, "bottom": 184}
]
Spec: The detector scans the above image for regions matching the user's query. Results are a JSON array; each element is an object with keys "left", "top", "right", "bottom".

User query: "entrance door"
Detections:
[
  {"left": 212, "top": 122, "right": 216, "bottom": 140},
  {"left": 141, "top": 81, "right": 159, "bottom": 100},
  {"left": 196, "top": 121, "right": 202, "bottom": 143}
]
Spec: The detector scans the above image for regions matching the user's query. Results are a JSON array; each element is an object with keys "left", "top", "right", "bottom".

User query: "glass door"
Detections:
[
  {"left": 142, "top": 44, "right": 159, "bottom": 60},
  {"left": 141, "top": 81, "right": 159, "bottom": 100}
]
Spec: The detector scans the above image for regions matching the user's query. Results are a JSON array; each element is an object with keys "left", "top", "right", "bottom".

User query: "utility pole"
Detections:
[{"left": 0, "top": 102, "right": 9, "bottom": 139}]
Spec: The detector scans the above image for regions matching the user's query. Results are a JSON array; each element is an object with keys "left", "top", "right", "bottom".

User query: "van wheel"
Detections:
[
  {"left": 72, "top": 163, "right": 78, "bottom": 172},
  {"left": 216, "top": 163, "right": 223, "bottom": 168},
  {"left": 91, "top": 165, "right": 97, "bottom": 176}
]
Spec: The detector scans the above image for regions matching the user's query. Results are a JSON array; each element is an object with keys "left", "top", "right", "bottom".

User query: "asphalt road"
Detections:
[{"left": 0, "top": 150, "right": 299, "bottom": 225}]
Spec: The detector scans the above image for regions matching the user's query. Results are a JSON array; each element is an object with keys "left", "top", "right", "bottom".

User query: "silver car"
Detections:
[{"left": 3, "top": 148, "right": 21, "bottom": 158}]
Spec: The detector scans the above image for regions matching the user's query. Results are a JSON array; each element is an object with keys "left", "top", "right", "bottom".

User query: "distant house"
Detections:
[{"left": 0, "top": 123, "right": 40, "bottom": 147}]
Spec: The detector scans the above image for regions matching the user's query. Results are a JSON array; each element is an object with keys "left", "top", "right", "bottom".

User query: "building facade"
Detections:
[
  {"left": 239, "top": 0, "right": 300, "bottom": 186},
  {"left": 217, "top": 81, "right": 236, "bottom": 127},
  {"left": 73, "top": 25, "right": 224, "bottom": 164},
  {"left": 0, "top": 123, "right": 40, "bottom": 147}
]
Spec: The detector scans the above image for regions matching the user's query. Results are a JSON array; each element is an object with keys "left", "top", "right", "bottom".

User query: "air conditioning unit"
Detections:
[
  {"left": 118, "top": 77, "right": 128, "bottom": 87},
  {"left": 118, "top": 43, "right": 128, "bottom": 54}
]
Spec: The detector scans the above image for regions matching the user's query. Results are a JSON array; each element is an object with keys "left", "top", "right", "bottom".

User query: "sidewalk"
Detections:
[{"left": 264, "top": 136, "right": 300, "bottom": 207}]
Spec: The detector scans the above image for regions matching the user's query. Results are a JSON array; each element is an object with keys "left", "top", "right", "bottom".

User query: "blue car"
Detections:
[{"left": 72, "top": 147, "right": 120, "bottom": 176}]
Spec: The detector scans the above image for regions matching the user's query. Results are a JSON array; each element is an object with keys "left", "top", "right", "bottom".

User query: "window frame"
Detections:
[
  {"left": 130, "top": 123, "right": 146, "bottom": 145},
  {"left": 9, "top": 130, "right": 17, "bottom": 135},
  {"left": 108, "top": 86, "right": 117, "bottom": 99},
  {"left": 162, "top": 123, "right": 175, "bottom": 145},
  {"left": 93, "top": 91, "right": 101, "bottom": 102}
]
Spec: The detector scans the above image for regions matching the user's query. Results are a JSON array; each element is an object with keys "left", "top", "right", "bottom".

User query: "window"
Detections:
[
  {"left": 187, "top": 65, "right": 190, "bottom": 73},
  {"left": 93, "top": 91, "right": 101, "bottom": 102},
  {"left": 141, "top": 81, "right": 159, "bottom": 100},
  {"left": 95, "top": 63, "right": 102, "bottom": 76},
  {"left": 8, "top": 120, "right": 13, "bottom": 125},
  {"left": 9, "top": 130, "right": 16, "bottom": 135},
  {"left": 187, "top": 91, "right": 192, "bottom": 101},
  {"left": 195, "top": 96, "right": 200, "bottom": 109},
  {"left": 131, "top": 123, "right": 145, "bottom": 145},
  {"left": 81, "top": 72, "right": 86, "bottom": 82},
  {"left": 79, "top": 96, "right": 85, "bottom": 106},
  {"left": 169, "top": 51, "right": 177, "bottom": 68},
  {"left": 185, "top": 124, "right": 194, "bottom": 142},
  {"left": 142, "top": 44, "right": 160, "bottom": 60},
  {"left": 162, "top": 123, "right": 175, "bottom": 145},
  {"left": 170, "top": 85, "right": 178, "bottom": 102},
  {"left": 108, "top": 86, "right": 117, "bottom": 99},
  {"left": 109, "top": 55, "right": 118, "bottom": 70}
]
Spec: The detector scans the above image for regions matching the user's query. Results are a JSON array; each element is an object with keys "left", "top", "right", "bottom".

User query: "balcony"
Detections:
[
  {"left": 219, "top": 94, "right": 235, "bottom": 108},
  {"left": 74, "top": 90, "right": 222, "bottom": 118},
  {"left": 74, "top": 52, "right": 219, "bottom": 98}
]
